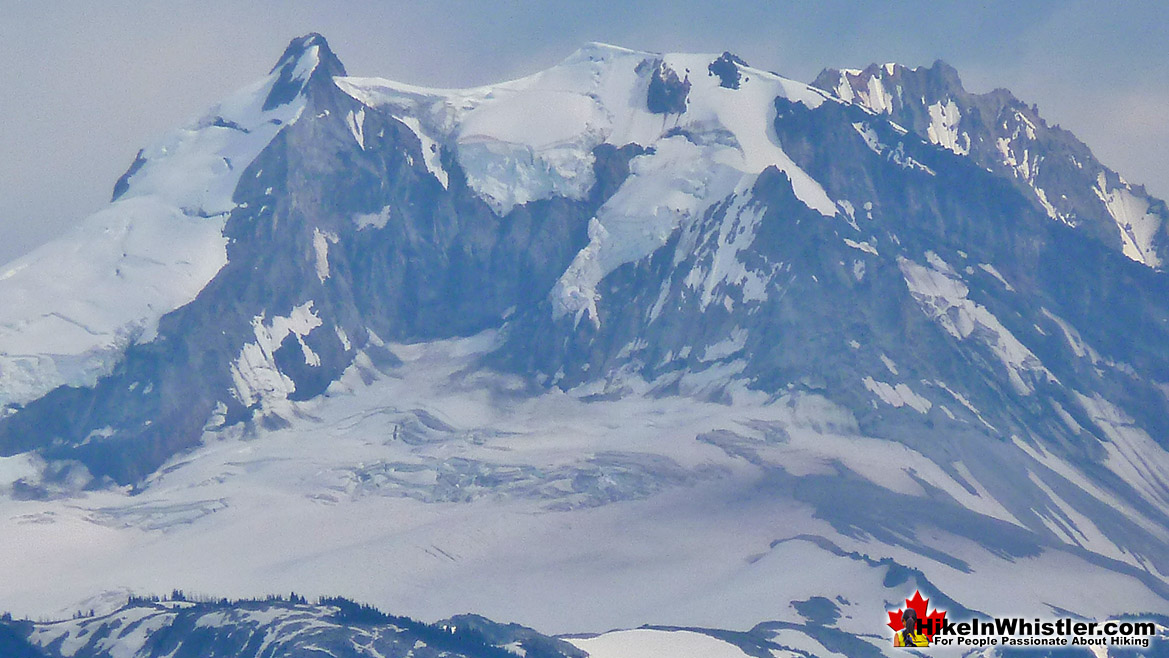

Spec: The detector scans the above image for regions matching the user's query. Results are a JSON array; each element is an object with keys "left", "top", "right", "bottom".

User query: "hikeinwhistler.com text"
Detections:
[{"left": 919, "top": 617, "right": 1158, "bottom": 649}]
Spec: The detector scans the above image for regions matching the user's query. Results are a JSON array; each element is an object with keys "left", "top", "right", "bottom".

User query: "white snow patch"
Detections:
[
  {"left": 454, "top": 89, "right": 604, "bottom": 214},
  {"left": 843, "top": 238, "right": 878, "bottom": 256},
  {"left": 1050, "top": 399, "right": 1083, "bottom": 434},
  {"left": 976, "top": 263, "right": 1014, "bottom": 291},
  {"left": 1011, "top": 435, "right": 1169, "bottom": 547},
  {"left": 950, "top": 461, "right": 1024, "bottom": 527},
  {"left": 346, "top": 108, "right": 366, "bottom": 149},
  {"left": 1015, "top": 110, "right": 1038, "bottom": 139},
  {"left": 677, "top": 188, "right": 773, "bottom": 311},
  {"left": 1027, "top": 471, "right": 1131, "bottom": 562},
  {"left": 764, "top": 628, "right": 851, "bottom": 657},
  {"left": 832, "top": 73, "right": 857, "bottom": 103},
  {"left": 996, "top": 136, "right": 1064, "bottom": 224},
  {"left": 396, "top": 116, "right": 448, "bottom": 188},
  {"left": 312, "top": 229, "right": 337, "bottom": 282},
  {"left": 0, "top": 453, "right": 41, "bottom": 490},
  {"left": 1094, "top": 172, "right": 1162, "bottom": 268},
  {"left": 888, "top": 142, "right": 936, "bottom": 175},
  {"left": 230, "top": 302, "right": 323, "bottom": 413},
  {"left": 863, "top": 75, "right": 894, "bottom": 114},
  {"left": 879, "top": 354, "right": 899, "bottom": 375},
  {"left": 0, "top": 331, "right": 1165, "bottom": 634},
  {"left": 851, "top": 121, "right": 883, "bottom": 153},
  {"left": 354, "top": 206, "right": 392, "bottom": 230},
  {"left": 899, "top": 253, "right": 1051, "bottom": 395},
  {"left": 1034, "top": 186, "right": 1060, "bottom": 220},
  {"left": 1040, "top": 308, "right": 1099, "bottom": 363},
  {"left": 569, "top": 629, "right": 752, "bottom": 658},
  {"left": 851, "top": 120, "right": 933, "bottom": 175},
  {"left": 335, "top": 326, "right": 351, "bottom": 351},
  {"left": 862, "top": 377, "right": 931, "bottom": 414},
  {"left": 700, "top": 328, "right": 748, "bottom": 362},
  {"left": 1074, "top": 392, "right": 1169, "bottom": 516},
  {"left": 925, "top": 100, "right": 969, "bottom": 155}
]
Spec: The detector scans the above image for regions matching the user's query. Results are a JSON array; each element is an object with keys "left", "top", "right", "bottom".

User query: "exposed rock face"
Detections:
[
  {"left": 263, "top": 32, "right": 348, "bottom": 110},
  {"left": 813, "top": 61, "right": 1169, "bottom": 268},
  {"left": 646, "top": 59, "right": 690, "bottom": 114},
  {"left": 708, "top": 51, "right": 747, "bottom": 89}
]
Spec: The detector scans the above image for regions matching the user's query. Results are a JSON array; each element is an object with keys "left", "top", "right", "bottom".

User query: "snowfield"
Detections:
[
  {"left": 337, "top": 44, "right": 837, "bottom": 328},
  {"left": 568, "top": 629, "right": 754, "bottom": 658},
  {"left": 1, "top": 332, "right": 1165, "bottom": 640}
]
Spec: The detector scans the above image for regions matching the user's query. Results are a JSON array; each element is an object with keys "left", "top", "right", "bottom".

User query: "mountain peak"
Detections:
[
  {"left": 263, "top": 33, "right": 347, "bottom": 110},
  {"left": 559, "top": 41, "right": 656, "bottom": 67},
  {"left": 922, "top": 59, "right": 965, "bottom": 92},
  {"left": 268, "top": 33, "right": 344, "bottom": 76},
  {"left": 813, "top": 59, "right": 966, "bottom": 101},
  {"left": 811, "top": 57, "right": 1169, "bottom": 267}
]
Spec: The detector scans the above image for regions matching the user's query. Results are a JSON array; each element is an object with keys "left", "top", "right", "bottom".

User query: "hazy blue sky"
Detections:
[{"left": 1, "top": 0, "right": 1166, "bottom": 265}]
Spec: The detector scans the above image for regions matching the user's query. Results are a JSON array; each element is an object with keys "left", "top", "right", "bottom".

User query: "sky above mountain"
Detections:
[{"left": 0, "top": 0, "right": 1165, "bottom": 266}]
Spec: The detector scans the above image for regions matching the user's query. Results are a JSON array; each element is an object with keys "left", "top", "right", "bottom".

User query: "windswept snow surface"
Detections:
[
  {"left": 1, "top": 332, "right": 1165, "bottom": 636},
  {"left": 0, "top": 64, "right": 311, "bottom": 409},
  {"left": 568, "top": 629, "right": 752, "bottom": 658},
  {"left": 336, "top": 44, "right": 837, "bottom": 327}
]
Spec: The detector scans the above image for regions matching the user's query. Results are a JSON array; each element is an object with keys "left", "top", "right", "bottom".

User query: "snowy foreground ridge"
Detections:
[
  {"left": 4, "top": 596, "right": 814, "bottom": 658},
  {"left": 2, "top": 33, "right": 1169, "bottom": 657}
]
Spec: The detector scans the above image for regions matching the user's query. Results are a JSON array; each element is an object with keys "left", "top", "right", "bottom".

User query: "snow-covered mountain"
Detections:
[{"left": 1, "top": 33, "right": 1168, "bottom": 656}]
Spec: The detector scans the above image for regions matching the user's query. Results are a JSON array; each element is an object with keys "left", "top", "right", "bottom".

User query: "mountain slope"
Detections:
[
  {"left": 812, "top": 61, "right": 1169, "bottom": 268},
  {"left": 0, "top": 35, "right": 343, "bottom": 412}
]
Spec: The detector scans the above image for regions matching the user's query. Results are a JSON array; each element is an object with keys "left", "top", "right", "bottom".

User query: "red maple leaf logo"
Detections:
[{"left": 887, "top": 590, "right": 947, "bottom": 641}]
